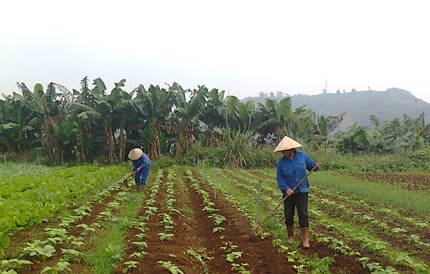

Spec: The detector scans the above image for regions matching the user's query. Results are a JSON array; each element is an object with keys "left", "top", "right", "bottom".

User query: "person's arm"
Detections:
[
  {"left": 137, "top": 154, "right": 149, "bottom": 171},
  {"left": 306, "top": 154, "right": 321, "bottom": 172},
  {"left": 276, "top": 162, "right": 290, "bottom": 196}
]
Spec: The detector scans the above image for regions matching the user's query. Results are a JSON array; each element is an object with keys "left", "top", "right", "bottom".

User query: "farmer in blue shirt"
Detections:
[
  {"left": 128, "top": 148, "right": 151, "bottom": 192},
  {"left": 275, "top": 136, "right": 322, "bottom": 248}
]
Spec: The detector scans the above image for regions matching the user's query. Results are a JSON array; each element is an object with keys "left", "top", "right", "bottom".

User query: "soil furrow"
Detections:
[{"left": 194, "top": 170, "right": 296, "bottom": 273}]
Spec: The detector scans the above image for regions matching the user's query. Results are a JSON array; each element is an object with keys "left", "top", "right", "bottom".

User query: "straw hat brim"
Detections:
[
  {"left": 128, "top": 148, "right": 143, "bottom": 160},
  {"left": 273, "top": 136, "right": 302, "bottom": 152}
]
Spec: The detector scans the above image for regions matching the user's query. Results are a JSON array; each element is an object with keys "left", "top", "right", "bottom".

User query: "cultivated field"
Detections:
[{"left": 0, "top": 163, "right": 429, "bottom": 273}]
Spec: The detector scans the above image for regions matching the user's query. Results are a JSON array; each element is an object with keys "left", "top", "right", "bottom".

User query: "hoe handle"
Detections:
[
  {"left": 123, "top": 171, "right": 135, "bottom": 183},
  {"left": 251, "top": 164, "right": 318, "bottom": 235}
]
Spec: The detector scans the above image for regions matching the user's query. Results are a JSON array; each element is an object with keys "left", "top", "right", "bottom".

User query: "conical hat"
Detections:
[
  {"left": 273, "top": 136, "right": 302, "bottom": 152},
  {"left": 128, "top": 148, "right": 143, "bottom": 160}
]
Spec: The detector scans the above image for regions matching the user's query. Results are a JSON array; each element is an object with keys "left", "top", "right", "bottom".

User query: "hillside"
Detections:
[{"left": 243, "top": 88, "right": 430, "bottom": 130}]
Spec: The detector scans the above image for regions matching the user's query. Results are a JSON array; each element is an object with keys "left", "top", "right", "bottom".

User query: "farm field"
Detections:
[{"left": 1, "top": 163, "right": 429, "bottom": 273}]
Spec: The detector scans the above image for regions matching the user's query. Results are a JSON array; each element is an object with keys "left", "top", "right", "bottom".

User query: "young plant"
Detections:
[
  {"left": 158, "top": 233, "right": 174, "bottom": 241},
  {"left": 130, "top": 251, "right": 147, "bottom": 259},
  {"left": 132, "top": 241, "right": 148, "bottom": 251},
  {"left": 231, "top": 262, "right": 250, "bottom": 273},
  {"left": 22, "top": 241, "right": 56, "bottom": 261},
  {"left": 40, "top": 260, "right": 71, "bottom": 273},
  {"left": 186, "top": 247, "right": 212, "bottom": 270},
  {"left": 158, "top": 261, "right": 184, "bottom": 274},
  {"left": 61, "top": 248, "right": 82, "bottom": 262},
  {"left": 76, "top": 223, "right": 96, "bottom": 235},
  {"left": 212, "top": 226, "right": 225, "bottom": 233},
  {"left": 210, "top": 214, "right": 226, "bottom": 226},
  {"left": 122, "top": 261, "right": 139, "bottom": 273},
  {"left": 160, "top": 213, "right": 175, "bottom": 230},
  {"left": 0, "top": 259, "right": 32, "bottom": 272}
]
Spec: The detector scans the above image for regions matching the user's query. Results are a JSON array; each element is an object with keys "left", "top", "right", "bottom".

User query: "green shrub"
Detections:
[
  {"left": 245, "top": 146, "right": 278, "bottom": 168},
  {"left": 153, "top": 155, "right": 176, "bottom": 169}
]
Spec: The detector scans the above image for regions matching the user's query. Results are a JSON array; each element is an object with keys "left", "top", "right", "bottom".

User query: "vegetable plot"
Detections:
[
  {"left": 1, "top": 164, "right": 429, "bottom": 273},
  {"left": 0, "top": 165, "right": 125, "bottom": 251},
  {"left": 115, "top": 167, "right": 293, "bottom": 273}
]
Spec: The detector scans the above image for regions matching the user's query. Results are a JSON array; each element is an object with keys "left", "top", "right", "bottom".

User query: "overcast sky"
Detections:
[{"left": 1, "top": 0, "right": 429, "bottom": 103}]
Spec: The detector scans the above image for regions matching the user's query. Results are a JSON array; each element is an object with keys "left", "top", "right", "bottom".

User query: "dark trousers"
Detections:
[{"left": 283, "top": 192, "right": 309, "bottom": 227}]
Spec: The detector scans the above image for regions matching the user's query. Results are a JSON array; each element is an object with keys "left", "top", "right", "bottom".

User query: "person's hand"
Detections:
[
  {"left": 287, "top": 188, "right": 294, "bottom": 196},
  {"left": 316, "top": 160, "right": 323, "bottom": 168},
  {"left": 137, "top": 167, "right": 141, "bottom": 172}
]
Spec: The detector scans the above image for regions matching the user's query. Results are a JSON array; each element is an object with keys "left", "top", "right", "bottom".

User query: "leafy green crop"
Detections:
[{"left": 0, "top": 164, "right": 126, "bottom": 243}]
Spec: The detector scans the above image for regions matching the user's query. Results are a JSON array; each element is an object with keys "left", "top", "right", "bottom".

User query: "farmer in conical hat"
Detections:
[
  {"left": 274, "top": 136, "right": 322, "bottom": 248},
  {"left": 128, "top": 148, "right": 151, "bottom": 192}
]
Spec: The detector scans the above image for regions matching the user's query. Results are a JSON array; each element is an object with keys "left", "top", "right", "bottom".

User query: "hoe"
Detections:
[{"left": 251, "top": 164, "right": 318, "bottom": 235}]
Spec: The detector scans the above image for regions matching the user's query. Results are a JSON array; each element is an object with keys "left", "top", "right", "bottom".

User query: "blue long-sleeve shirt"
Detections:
[
  {"left": 276, "top": 150, "right": 318, "bottom": 195},
  {"left": 132, "top": 153, "right": 151, "bottom": 172}
]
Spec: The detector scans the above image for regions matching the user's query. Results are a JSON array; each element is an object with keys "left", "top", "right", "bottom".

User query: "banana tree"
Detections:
[
  {"left": 68, "top": 77, "right": 103, "bottom": 162},
  {"left": 0, "top": 97, "right": 35, "bottom": 153},
  {"left": 62, "top": 99, "right": 101, "bottom": 162},
  {"left": 168, "top": 84, "right": 206, "bottom": 157},
  {"left": 134, "top": 84, "right": 175, "bottom": 160},
  {"left": 224, "top": 95, "right": 241, "bottom": 129},
  {"left": 316, "top": 113, "right": 346, "bottom": 148},
  {"left": 380, "top": 113, "right": 429, "bottom": 154},
  {"left": 333, "top": 123, "right": 373, "bottom": 154},
  {"left": 89, "top": 77, "right": 115, "bottom": 163},
  {"left": 14, "top": 82, "right": 60, "bottom": 160},
  {"left": 253, "top": 97, "right": 293, "bottom": 143},
  {"left": 200, "top": 88, "right": 227, "bottom": 146},
  {"left": 109, "top": 79, "right": 144, "bottom": 163},
  {"left": 51, "top": 120, "right": 80, "bottom": 162},
  {"left": 238, "top": 100, "right": 256, "bottom": 131}
]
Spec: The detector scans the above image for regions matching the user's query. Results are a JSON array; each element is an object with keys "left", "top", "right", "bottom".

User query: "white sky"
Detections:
[{"left": 1, "top": 0, "right": 429, "bottom": 102}]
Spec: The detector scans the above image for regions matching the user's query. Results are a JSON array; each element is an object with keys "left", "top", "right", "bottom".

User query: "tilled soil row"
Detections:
[
  {"left": 118, "top": 169, "right": 212, "bottom": 273},
  {"left": 352, "top": 173, "right": 430, "bottom": 191},
  {"left": 118, "top": 168, "right": 252, "bottom": 273},
  {"left": 117, "top": 167, "right": 297, "bottom": 273},
  {"left": 114, "top": 170, "right": 167, "bottom": 274},
  {"left": 192, "top": 170, "right": 297, "bottom": 273}
]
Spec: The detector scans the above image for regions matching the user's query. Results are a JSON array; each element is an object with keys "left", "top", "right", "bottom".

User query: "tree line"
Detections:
[{"left": 1, "top": 77, "right": 429, "bottom": 166}]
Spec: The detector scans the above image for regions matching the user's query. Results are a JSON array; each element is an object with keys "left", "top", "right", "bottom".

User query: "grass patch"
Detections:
[
  {"left": 83, "top": 191, "right": 145, "bottom": 273},
  {"left": 85, "top": 228, "right": 124, "bottom": 274},
  {"left": 312, "top": 171, "right": 430, "bottom": 217}
]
